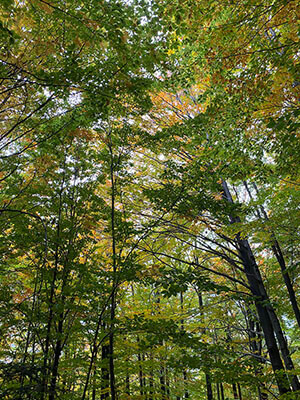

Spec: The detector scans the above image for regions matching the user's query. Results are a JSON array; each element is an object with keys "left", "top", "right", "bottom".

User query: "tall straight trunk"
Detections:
[
  {"left": 220, "top": 383, "right": 225, "bottom": 400},
  {"left": 246, "top": 182, "right": 300, "bottom": 330},
  {"left": 216, "top": 383, "right": 220, "bottom": 400},
  {"left": 19, "top": 273, "right": 40, "bottom": 399},
  {"left": 222, "top": 180, "right": 292, "bottom": 395},
  {"left": 137, "top": 337, "right": 145, "bottom": 398},
  {"left": 48, "top": 319, "right": 63, "bottom": 400},
  {"left": 92, "top": 368, "right": 97, "bottom": 400},
  {"left": 82, "top": 313, "right": 108, "bottom": 400},
  {"left": 101, "top": 341, "right": 110, "bottom": 399},
  {"left": 237, "top": 383, "right": 242, "bottom": 400},
  {"left": 143, "top": 353, "right": 147, "bottom": 399},
  {"left": 41, "top": 172, "right": 66, "bottom": 400},
  {"left": 206, "top": 374, "right": 213, "bottom": 400},
  {"left": 232, "top": 383, "right": 238, "bottom": 399},
  {"left": 183, "top": 369, "right": 189, "bottom": 398},
  {"left": 149, "top": 369, "right": 154, "bottom": 400},
  {"left": 41, "top": 265, "right": 57, "bottom": 400},
  {"left": 180, "top": 292, "right": 189, "bottom": 399},
  {"left": 49, "top": 267, "right": 70, "bottom": 400},
  {"left": 109, "top": 138, "right": 117, "bottom": 400},
  {"left": 109, "top": 298, "right": 116, "bottom": 400},
  {"left": 149, "top": 352, "right": 154, "bottom": 400},
  {"left": 125, "top": 358, "right": 130, "bottom": 397},
  {"left": 197, "top": 292, "right": 213, "bottom": 400}
]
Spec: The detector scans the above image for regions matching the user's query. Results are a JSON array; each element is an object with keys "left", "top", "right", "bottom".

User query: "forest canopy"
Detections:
[{"left": 0, "top": 0, "right": 299, "bottom": 399}]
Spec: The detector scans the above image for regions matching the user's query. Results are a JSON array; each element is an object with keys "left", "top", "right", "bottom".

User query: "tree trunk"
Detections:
[
  {"left": 101, "top": 340, "right": 109, "bottom": 400},
  {"left": 137, "top": 337, "right": 145, "bottom": 398},
  {"left": 183, "top": 369, "right": 189, "bottom": 398},
  {"left": 125, "top": 358, "right": 130, "bottom": 397},
  {"left": 109, "top": 140, "right": 117, "bottom": 400},
  {"left": 220, "top": 383, "right": 225, "bottom": 400},
  {"left": 180, "top": 292, "right": 189, "bottom": 399},
  {"left": 222, "top": 180, "right": 291, "bottom": 395},
  {"left": 251, "top": 182, "right": 300, "bottom": 330},
  {"left": 49, "top": 320, "right": 63, "bottom": 400},
  {"left": 92, "top": 368, "right": 97, "bottom": 400},
  {"left": 237, "top": 383, "right": 242, "bottom": 400},
  {"left": 149, "top": 352, "right": 154, "bottom": 400},
  {"left": 197, "top": 292, "right": 213, "bottom": 400},
  {"left": 216, "top": 383, "right": 220, "bottom": 400},
  {"left": 206, "top": 373, "right": 213, "bottom": 400},
  {"left": 232, "top": 383, "right": 238, "bottom": 399}
]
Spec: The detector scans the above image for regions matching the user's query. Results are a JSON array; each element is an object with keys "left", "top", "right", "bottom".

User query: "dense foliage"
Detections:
[{"left": 0, "top": 0, "right": 299, "bottom": 399}]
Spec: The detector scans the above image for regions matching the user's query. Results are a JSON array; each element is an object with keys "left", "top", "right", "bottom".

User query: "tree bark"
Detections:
[
  {"left": 125, "top": 358, "right": 130, "bottom": 397},
  {"left": 221, "top": 180, "right": 291, "bottom": 395},
  {"left": 197, "top": 292, "right": 213, "bottom": 400},
  {"left": 216, "top": 383, "right": 220, "bottom": 400},
  {"left": 206, "top": 373, "right": 213, "bottom": 400},
  {"left": 232, "top": 383, "right": 238, "bottom": 399},
  {"left": 237, "top": 383, "right": 242, "bottom": 400},
  {"left": 137, "top": 336, "right": 145, "bottom": 398},
  {"left": 180, "top": 292, "right": 190, "bottom": 399},
  {"left": 101, "top": 340, "right": 110, "bottom": 400},
  {"left": 248, "top": 182, "right": 300, "bottom": 330},
  {"left": 109, "top": 137, "right": 117, "bottom": 400},
  {"left": 220, "top": 383, "right": 225, "bottom": 400}
]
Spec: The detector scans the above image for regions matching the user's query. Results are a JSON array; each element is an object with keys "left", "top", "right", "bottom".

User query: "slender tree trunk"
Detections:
[
  {"left": 180, "top": 292, "right": 189, "bottom": 399},
  {"left": 49, "top": 319, "right": 63, "bottom": 400},
  {"left": 222, "top": 180, "right": 291, "bottom": 395},
  {"left": 19, "top": 273, "right": 40, "bottom": 399},
  {"left": 125, "top": 357, "right": 130, "bottom": 397},
  {"left": 109, "top": 138, "right": 117, "bottom": 400},
  {"left": 237, "top": 383, "right": 242, "bottom": 400},
  {"left": 41, "top": 173, "right": 65, "bottom": 400},
  {"left": 247, "top": 182, "right": 300, "bottom": 330},
  {"left": 101, "top": 340, "right": 110, "bottom": 400},
  {"left": 271, "top": 241, "right": 300, "bottom": 329},
  {"left": 41, "top": 267, "right": 57, "bottom": 399},
  {"left": 137, "top": 337, "right": 145, "bottom": 398},
  {"left": 183, "top": 369, "right": 189, "bottom": 398},
  {"left": 265, "top": 303, "right": 300, "bottom": 391},
  {"left": 216, "top": 383, "right": 220, "bottom": 400},
  {"left": 232, "top": 383, "right": 238, "bottom": 399},
  {"left": 109, "top": 300, "right": 116, "bottom": 400},
  {"left": 82, "top": 312, "right": 109, "bottom": 400},
  {"left": 220, "top": 383, "right": 225, "bottom": 400},
  {"left": 246, "top": 186, "right": 300, "bottom": 390},
  {"left": 92, "top": 368, "right": 97, "bottom": 400},
  {"left": 206, "top": 373, "right": 213, "bottom": 400},
  {"left": 197, "top": 292, "right": 213, "bottom": 400},
  {"left": 49, "top": 267, "right": 70, "bottom": 400},
  {"left": 149, "top": 352, "right": 154, "bottom": 400}
]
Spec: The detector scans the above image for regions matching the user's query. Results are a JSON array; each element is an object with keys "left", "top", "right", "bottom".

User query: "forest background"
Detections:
[{"left": 0, "top": 0, "right": 299, "bottom": 399}]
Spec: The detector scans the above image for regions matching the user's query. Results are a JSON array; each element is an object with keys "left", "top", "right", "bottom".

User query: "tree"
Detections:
[{"left": 0, "top": 0, "right": 299, "bottom": 399}]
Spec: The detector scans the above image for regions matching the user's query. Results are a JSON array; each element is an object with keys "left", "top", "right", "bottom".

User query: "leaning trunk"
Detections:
[{"left": 222, "top": 180, "right": 291, "bottom": 395}]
